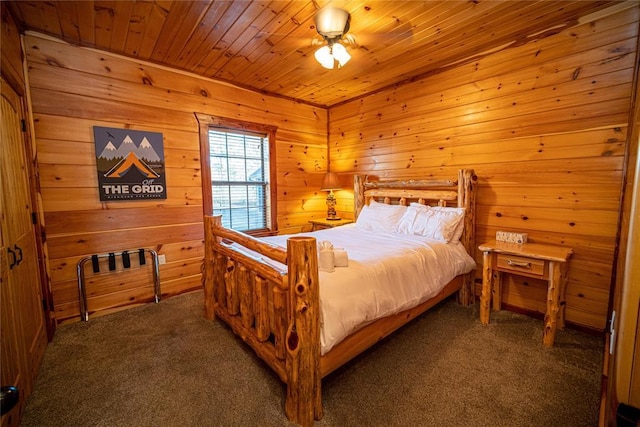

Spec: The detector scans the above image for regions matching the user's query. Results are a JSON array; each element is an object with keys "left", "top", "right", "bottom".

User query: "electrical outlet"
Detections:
[{"left": 158, "top": 254, "right": 166, "bottom": 265}]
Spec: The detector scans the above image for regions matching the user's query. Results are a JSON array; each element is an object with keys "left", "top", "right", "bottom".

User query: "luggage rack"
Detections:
[{"left": 76, "top": 248, "right": 161, "bottom": 321}]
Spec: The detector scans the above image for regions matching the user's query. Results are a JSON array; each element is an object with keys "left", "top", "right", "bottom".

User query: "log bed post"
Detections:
[
  {"left": 457, "top": 169, "right": 477, "bottom": 306},
  {"left": 284, "top": 236, "right": 321, "bottom": 426},
  {"left": 203, "top": 215, "right": 220, "bottom": 320},
  {"left": 354, "top": 174, "right": 366, "bottom": 219}
]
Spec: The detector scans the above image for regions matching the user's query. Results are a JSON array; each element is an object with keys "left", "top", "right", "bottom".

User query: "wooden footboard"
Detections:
[{"left": 203, "top": 215, "right": 321, "bottom": 425}]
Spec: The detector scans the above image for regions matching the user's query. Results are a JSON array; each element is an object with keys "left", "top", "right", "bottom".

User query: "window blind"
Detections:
[{"left": 208, "top": 129, "right": 271, "bottom": 232}]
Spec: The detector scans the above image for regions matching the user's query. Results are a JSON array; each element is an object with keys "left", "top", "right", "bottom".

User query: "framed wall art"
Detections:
[{"left": 93, "top": 126, "right": 167, "bottom": 201}]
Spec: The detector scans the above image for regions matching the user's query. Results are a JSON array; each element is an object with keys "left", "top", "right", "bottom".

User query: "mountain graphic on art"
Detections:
[
  {"left": 104, "top": 152, "right": 160, "bottom": 178},
  {"left": 115, "top": 135, "right": 137, "bottom": 158},
  {"left": 99, "top": 141, "right": 118, "bottom": 160},
  {"left": 98, "top": 135, "right": 161, "bottom": 162},
  {"left": 136, "top": 137, "right": 161, "bottom": 162}
]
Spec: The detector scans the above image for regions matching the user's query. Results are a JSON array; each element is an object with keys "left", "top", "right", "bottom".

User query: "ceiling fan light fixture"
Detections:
[
  {"left": 314, "top": 7, "right": 351, "bottom": 38},
  {"left": 315, "top": 42, "right": 350, "bottom": 69},
  {"left": 314, "top": 45, "right": 334, "bottom": 69},
  {"left": 313, "top": 7, "right": 352, "bottom": 69},
  {"left": 331, "top": 42, "right": 351, "bottom": 67}
]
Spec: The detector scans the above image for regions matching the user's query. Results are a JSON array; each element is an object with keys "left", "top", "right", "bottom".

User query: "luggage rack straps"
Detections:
[{"left": 76, "top": 248, "right": 161, "bottom": 321}]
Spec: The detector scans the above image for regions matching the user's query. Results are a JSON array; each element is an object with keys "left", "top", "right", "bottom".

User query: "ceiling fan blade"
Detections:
[{"left": 342, "top": 33, "right": 358, "bottom": 46}]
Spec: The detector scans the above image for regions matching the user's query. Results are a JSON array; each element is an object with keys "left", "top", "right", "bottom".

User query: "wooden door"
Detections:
[
  {"left": 0, "top": 77, "right": 47, "bottom": 426},
  {"left": 600, "top": 48, "right": 640, "bottom": 425}
]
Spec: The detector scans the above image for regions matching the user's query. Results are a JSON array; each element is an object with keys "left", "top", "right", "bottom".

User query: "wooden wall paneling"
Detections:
[
  {"left": 26, "top": 60, "right": 326, "bottom": 134},
  {"left": 478, "top": 204, "right": 618, "bottom": 236},
  {"left": 331, "top": 77, "right": 633, "bottom": 148},
  {"left": 46, "top": 223, "right": 203, "bottom": 259},
  {"left": 37, "top": 163, "right": 200, "bottom": 190},
  {"left": 31, "top": 90, "right": 198, "bottom": 131},
  {"left": 44, "top": 206, "right": 203, "bottom": 235},
  {"left": 472, "top": 157, "right": 624, "bottom": 183},
  {"left": 48, "top": 238, "right": 204, "bottom": 285},
  {"left": 64, "top": 268, "right": 156, "bottom": 303},
  {"left": 40, "top": 187, "right": 203, "bottom": 212},
  {"left": 331, "top": 101, "right": 630, "bottom": 158},
  {"left": 32, "top": 114, "right": 200, "bottom": 147},
  {"left": 54, "top": 256, "right": 203, "bottom": 304},
  {"left": 24, "top": 35, "right": 327, "bottom": 128},
  {"left": 331, "top": 134, "right": 626, "bottom": 174},
  {"left": 25, "top": 32, "right": 327, "bottom": 322},
  {"left": 330, "top": 9, "right": 638, "bottom": 125},
  {"left": 328, "top": 6, "right": 639, "bottom": 331},
  {"left": 52, "top": 271, "right": 202, "bottom": 323}
]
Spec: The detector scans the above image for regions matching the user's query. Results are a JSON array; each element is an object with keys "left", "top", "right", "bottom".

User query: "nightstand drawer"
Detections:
[{"left": 496, "top": 253, "right": 545, "bottom": 277}]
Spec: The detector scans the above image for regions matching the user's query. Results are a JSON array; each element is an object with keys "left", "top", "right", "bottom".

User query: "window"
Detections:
[
  {"left": 209, "top": 130, "right": 269, "bottom": 230},
  {"left": 197, "top": 114, "right": 277, "bottom": 235}
]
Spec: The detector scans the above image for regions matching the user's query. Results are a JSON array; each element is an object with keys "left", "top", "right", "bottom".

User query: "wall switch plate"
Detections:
[
  {"left": 158, "top": 254, "right": 166, "bottom": 265},
  {"left": 496, "top": 231, "right": 528, "bottom": 245}
]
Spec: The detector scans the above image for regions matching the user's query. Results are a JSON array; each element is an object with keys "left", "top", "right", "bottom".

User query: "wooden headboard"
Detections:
[{"left": 353, "top": 168, "right": 477, "bottom": 270}]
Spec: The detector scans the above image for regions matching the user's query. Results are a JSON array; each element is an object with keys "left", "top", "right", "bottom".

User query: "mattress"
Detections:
[{"left": 261, "top": 224, "right": 476, "bottom": 355}]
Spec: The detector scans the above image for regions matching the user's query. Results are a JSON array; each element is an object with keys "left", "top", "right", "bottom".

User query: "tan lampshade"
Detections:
[{"left": 321, "top": 172, "right": 342, "bottom": 191}]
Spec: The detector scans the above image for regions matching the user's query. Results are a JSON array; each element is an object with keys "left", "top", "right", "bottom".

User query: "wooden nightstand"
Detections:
[
  {"left": 478, "top": 240, "right": 573, "bottom": 347},
  {"left": 309, "top": 218, "right": 353, "bottom": 231}
]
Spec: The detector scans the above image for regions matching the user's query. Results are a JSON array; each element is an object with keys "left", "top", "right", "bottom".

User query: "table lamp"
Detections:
[{"left": 321, "top": 172, "right": 342, "bottom": 220}]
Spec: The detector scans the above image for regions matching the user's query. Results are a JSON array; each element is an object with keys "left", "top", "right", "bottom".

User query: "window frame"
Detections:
[{"left": 197, "top": 113, "right": 277, "bottom": 236}]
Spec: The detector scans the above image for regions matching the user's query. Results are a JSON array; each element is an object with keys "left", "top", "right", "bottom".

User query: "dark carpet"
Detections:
[{"left": 21, "top": 290, "right": 603, "bottom": 426}]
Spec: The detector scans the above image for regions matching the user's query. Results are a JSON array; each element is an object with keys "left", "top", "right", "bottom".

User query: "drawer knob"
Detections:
[{"left": 507, "top": 259, "right": 531, "bottom": 269}]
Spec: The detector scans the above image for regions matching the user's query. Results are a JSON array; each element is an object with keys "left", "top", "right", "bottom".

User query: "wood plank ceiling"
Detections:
[{"left": 7, "top": 0, "right": 619, "bottom": 107}]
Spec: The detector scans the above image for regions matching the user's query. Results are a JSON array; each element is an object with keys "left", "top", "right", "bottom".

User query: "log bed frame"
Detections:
[{"left": 203, "top": 169, "right": 477, "bottom": 426}]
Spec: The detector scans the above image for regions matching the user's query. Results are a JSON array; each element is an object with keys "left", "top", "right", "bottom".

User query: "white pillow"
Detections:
[
  {"left": 355, "top": 200, "right": 407, "bottom": 232},
  {"left": 399, "top": 203, "right": 465, "bottom": 242},
  {"left": 429, "top": 206, "right": 466, "bottom": 243},
  {"left": 396, "top": 204, "right": 425, "bottom": 234}
]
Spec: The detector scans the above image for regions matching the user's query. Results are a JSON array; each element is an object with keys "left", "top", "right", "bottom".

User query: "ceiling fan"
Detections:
[{"left": 312, "top": 7, "right": 354, "bottom": 69}]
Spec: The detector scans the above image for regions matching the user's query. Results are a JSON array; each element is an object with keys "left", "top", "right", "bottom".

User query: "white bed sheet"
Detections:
[{"left": 260, "top": 224, "right": 476, "bottom": 355}]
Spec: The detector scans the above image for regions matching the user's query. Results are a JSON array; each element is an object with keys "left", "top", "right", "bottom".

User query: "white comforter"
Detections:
[{"left": 260, "top": 224, "right": 476, "bottom": 355}]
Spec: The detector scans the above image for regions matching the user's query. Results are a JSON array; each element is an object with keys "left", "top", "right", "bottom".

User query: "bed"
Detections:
[{"left": 202, "top": 169, "right": 477, "bottom": 426}]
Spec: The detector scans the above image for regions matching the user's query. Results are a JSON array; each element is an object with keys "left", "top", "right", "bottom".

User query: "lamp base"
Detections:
[{"left": 326, "top": 216, "right": 342, "bottom": 221}]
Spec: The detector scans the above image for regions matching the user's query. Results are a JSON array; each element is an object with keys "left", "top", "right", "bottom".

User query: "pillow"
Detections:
[
  {"left": 396, "top": 204, "right": 425, "bottom": 234},
  {"left": 429, "top": 206, "right": 466, "bottom": 243},
  {"left": 355, "top": 200, "right": 407, "bottom": 232},
  {"left": 399, "top": 203, "right": 465, "bottom": 242}
]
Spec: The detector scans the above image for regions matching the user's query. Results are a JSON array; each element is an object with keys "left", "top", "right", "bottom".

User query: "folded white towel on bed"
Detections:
[
  {"left": 334, "top": 248, "right": 349, "bottom": 267},
  {"left": 318, "top": 241, "right": 335, "bottom": 273}
]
